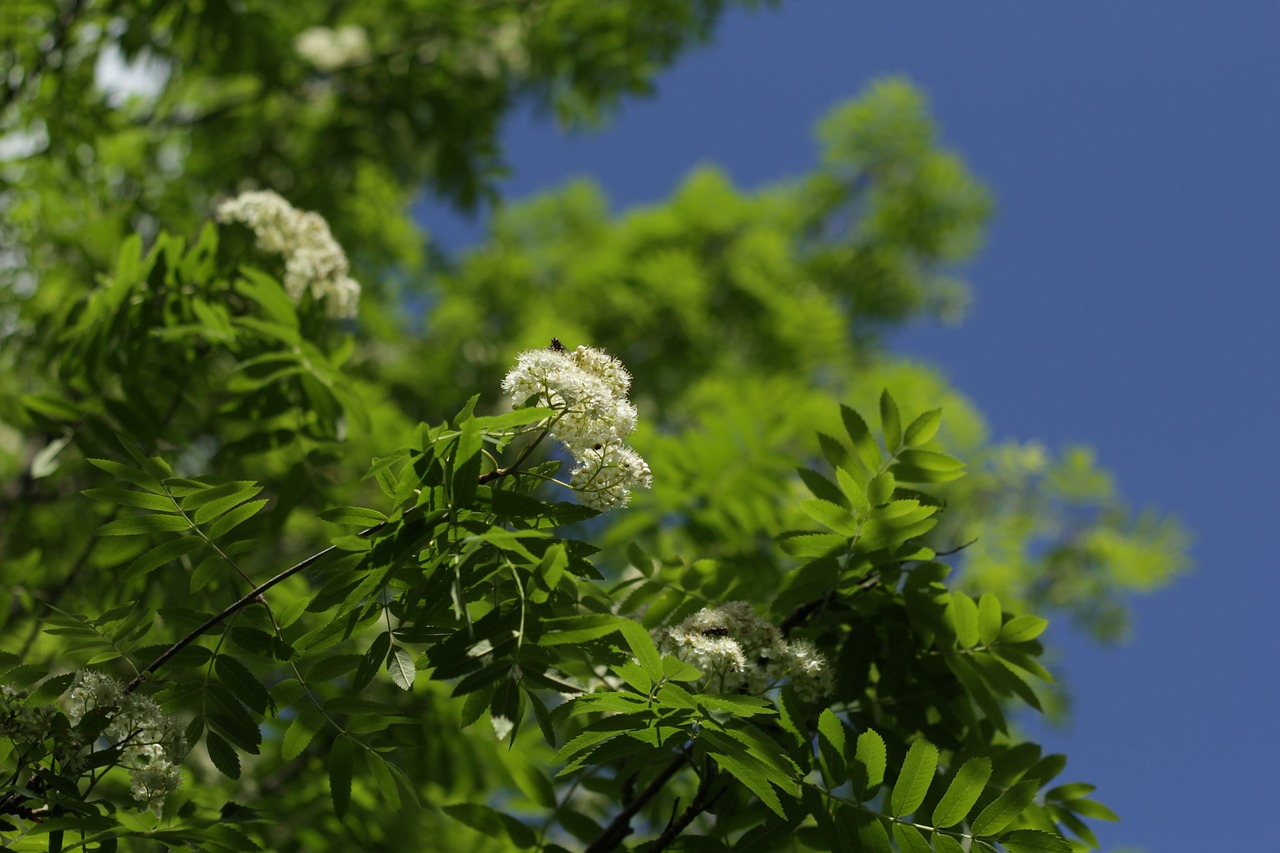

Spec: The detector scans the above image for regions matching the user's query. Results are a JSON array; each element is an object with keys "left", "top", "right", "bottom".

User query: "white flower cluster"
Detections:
[
  {"left": 67, "top": 671, "right": 185, "bottom": 813},
  {"left": 216, "top": 190, "right": 360, "bottom": 319},
  {"left": 654, "top": 602, "right": 833, "bottom": 702},
  {"left": 295, "top": 25, "right": 371, "bottom": 72},
  {"left": 501, "top": 344, "right": 652, "bottom": 510}
]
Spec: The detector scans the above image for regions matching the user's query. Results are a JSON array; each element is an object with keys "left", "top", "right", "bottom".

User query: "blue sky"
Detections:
[{"left": 420, "top": 3, "right": 1280, "bottom": 849}]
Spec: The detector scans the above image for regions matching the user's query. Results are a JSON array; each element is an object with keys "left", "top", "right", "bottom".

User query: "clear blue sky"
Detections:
[{"left": 420, "top": 3, "right": 1280, "bottom": 849}]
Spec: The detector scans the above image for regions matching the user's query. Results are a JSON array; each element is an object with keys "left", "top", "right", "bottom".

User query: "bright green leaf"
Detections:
[
  {"left": 890, "top": 738, "right": 938, "bottom": 817},
  {"left": 932, "top": 756, "right": 992, "bottom": 828}
]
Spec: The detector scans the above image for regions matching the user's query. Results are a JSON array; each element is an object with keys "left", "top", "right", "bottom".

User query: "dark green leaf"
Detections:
[
  {"left": 329, "top": 735, "right": 355, "bottom": 819},
  {"left": 971, "top": 778, "right": 1040, "bottom": 836},
  {"left": 87, "top": 458, "right": 163, "bottom": 493},
  {"left": 81, "top": 487, "right": 175, "bottom": 512},
  {"left": 443, "top": 803, "right": 536, "bottom": 849},
  {"left": 999, "top": 829, "right": 1073, "bottom": 853},
  {"left": 206, "top": 732, "right": 240, "bottom": 780},
  {"left": 97, "top": 515, "right": 191, "bottom": 536},
  {"left": 215, "top": 655, "right": 273, "bottom": 715},
  {"left": 124, "top": 536, "right": 203, "bottom": 581},
  {"left": 839, "top": 406, "right": 882, "bottom": 472}
]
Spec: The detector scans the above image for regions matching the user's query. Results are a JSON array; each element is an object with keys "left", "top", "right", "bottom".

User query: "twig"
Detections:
[
  {"left": 583, "top": 754, "right": 688, "bottom": 853},
  {"left": 650, "top": 767, "right": 724, "bottom": 853}
]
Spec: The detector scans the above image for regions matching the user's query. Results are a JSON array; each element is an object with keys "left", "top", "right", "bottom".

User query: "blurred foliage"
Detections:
[{"left": 0, "top": 0, "right": 1184, "bottom": 849}]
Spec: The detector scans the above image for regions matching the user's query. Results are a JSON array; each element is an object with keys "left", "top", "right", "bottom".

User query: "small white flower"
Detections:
[
  {"left": 216, "top": 190, "right": 360, "bottom": 319},
  {"left": 501, "top": 344, "right": 651, "bottom": 511},
  {"left": 655, "top": 604, "right": 831, "bottom": 701},
  {"left": 67, "top": 671, "right": 122, "bottom": 725}
]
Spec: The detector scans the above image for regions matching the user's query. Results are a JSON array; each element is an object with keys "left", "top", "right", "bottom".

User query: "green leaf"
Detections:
[
  {"left": 1068, "top": 797, "right": 1119, "bottom": 821},
  {"left": 978, "top": 592, "right": 1003, "bottom": 645},
  {"left": 799, "top": 498, "right": 860, "bottom": 537},
  {"left": 97, "top": 515, "right": 192, "bottom": 536},
  {"left": 443, "top": 803, "right": 537, "bottom": 849},
  {"left": 904, "top": 408, "right": 943, "bottom": 446},
  {"left": 281, "top": 710, "right": 321, "bottom": 761},
  {"left": 125, "top": 536, "right": 203, "bottom": 581},
  {"left": 931, "top": 831, "right": 966, "bottom": 853},
  {"left": 856, "top": 728, "right": 887, "bottom": 789},
  {"left": 867, "top": 471, "right": 896, "bottom": 506},
  {"left": 365, "top": 750, "right": 401, "bottom": 811},
  {"left": 892, "top": 824, "right": 932, "bottom": 853},
  {"left": 319, "top": 506, "right": 389, "bottom": 527},
  {"left": 329, "top": 735, "right": 355, "bottom": 819},
  {"left": 87, "top": 458, "right": 163, "bottom": 493},
  {"left": 971, "top": 778, "right": 1040, "bottom": 836},
  {"left": 949, "top": 591, "right": 980, "bottom": 648},
  {"left": 817, "top": 709, "right": 847, "bottom": 786},
  {"left": 932, "top": 756, "right": 992, "bottom": 828},
  {"left": 618, "top": 620, "right": 662, "bottom": 680},
  {"left": 207, "top": 499, "right": 269, "bottom": 539},
  {"left": 999, "top": 615, "right": 1049, "bottom": 644},
  {"left": 215, "top": 655, "right": 273, "bottom": 715},
  {"left": 81, "top": 487, "right": 176, "bottom": 512},
  {"left": 879, "top": 389, "right": 903, "bottom": 452},
  {"left": 890, "top": 738, "right": 938, "bottom": 817},
  {"left": 192, "top": 485, "right": 264, "bottom": 525},
  {"left": 387, "top": 646, "right": 416, "bottom": 691},
  {"left": 999, "top": 829, "right": 1073, "bottom": 853},
  {"left": 840, "top": 405, "right": 883, "bottom": 472},
  {"left": 206, "top": 731, "right": 240, "bottom": 780}
]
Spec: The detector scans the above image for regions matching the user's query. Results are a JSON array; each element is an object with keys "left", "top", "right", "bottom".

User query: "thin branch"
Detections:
[
  {"left": 123, "top": 513, "right": 394, "bottom": 694},
  {"left": 650, "top": 767, "right": 725, "bottom": 853},
  {"left": 583, "top": 754, "right": 688, "bottom": 853}
]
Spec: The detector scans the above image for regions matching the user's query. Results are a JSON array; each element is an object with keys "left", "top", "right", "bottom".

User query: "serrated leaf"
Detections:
[
  {"left": 192, "top": 486, "right": 264, "bottom": 525},
  {"left": 206, "top": 732, "right": 240, "bottom": 780},
  {"left": 125, "top": 536, "right": 203, "bottom": 581},
  {"left": 904, "top": 408, "right": 943, "bottom": 446},
  {"left": 856, "top": 729, "right": 887, "bottom": 789},
  {"left": 797, "top": 467, "right": 847, "bottom": 507},
  {"left": 879, "top": 389, "right": 903, "bottom": 452},
  {"left": 97, "top": 514, "right": 192, "bottom": 536},
  {"left": 817, "top": 709, "right": 847, "bottom": 786},
  {"left": 932, "top": 756, "right": 992, "bottom": 828},
  {"left": 971, "top": 777, "right": 1040, "bottom": 836},
  {"left": 892, "top": 824, "right": 932, "bottom": 853},
  {"left": 778, "top": 532, "right": 848, "bottom": 557},
  {"left": 443, "top": 803, "right": 536, "bottom": 849},
  {"left": 87, "top": 458, "right": 163, "bottom": 493},
  {"left": 890, "top": 739, "right": 938, "bottom": 817},
  {"left": 867, "top": 471, "right": 895, "bottom": 506},
  {"left": 215, "top": 655, "right": 272, "bottom": 715},
  {"left": 281, "top": 711, "right": 320, "bottom": 761},
  {"left": 999, "top": 615, "right": 1049, "bottom": 644},
  {"left": 840, "top": 406, "right": 882, "bottom": 472},
  {"left": 365, "top": 751, "right": 401, "bottom": 811},
  {"left": 999, "top": 829, "right": 1073, "bottom": 853},
  {"left": 799, "top": 498, "right": 860, "bottom": 537},
  {"left": 207, "top": 499, "right": 268, "bottom": 539},
  {"left": 387, "top": 646, "right": 416, "bottom": 691},
  {"left": 978, "top": 592, "right": 1003, "bottom": 645},
  {"left": 81, "top": 487, "right": 176, "bottom": 512},
  {"left": 329, "top": 735, "right": 354, "bottom": 819},
  {"left": 618, "top": 620, "right": 662, "bottom": 679},
  {"left": 949, "top": 591, "right": 980, "bottom": 648}
]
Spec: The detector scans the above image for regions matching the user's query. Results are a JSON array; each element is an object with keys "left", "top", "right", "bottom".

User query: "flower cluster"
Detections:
[
  {"left": 294, "top": 25, "right": 371, "bottom": 72},
  {"left": 654, "top": 602, "right": 833, "bottom": 702},
  {"left": 216, "top": 190, "right": 361, "bottom": 319},
  {"left": 67, "top": 671, "right": 186, "bottom": 813},
  {"left": 502, "top": 343, "right": 652, "bottom": 510}
]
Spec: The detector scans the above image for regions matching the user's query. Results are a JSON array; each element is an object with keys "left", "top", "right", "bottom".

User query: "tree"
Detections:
[{"left": 1, "top": 2, "right": 1181, "bottom": 850}]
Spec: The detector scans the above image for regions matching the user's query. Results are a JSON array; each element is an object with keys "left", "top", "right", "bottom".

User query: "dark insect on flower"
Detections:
[
  {"left": 700, "top": 627, "right": 730, "bottom": 638},
  {"left": 549, "top": 337, "right": 566, "bottom": 353}
]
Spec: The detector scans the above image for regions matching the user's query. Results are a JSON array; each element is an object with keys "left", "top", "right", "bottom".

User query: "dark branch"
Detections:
[{"left": 583, "top": 754, "right": 688, "bottom": 853}]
